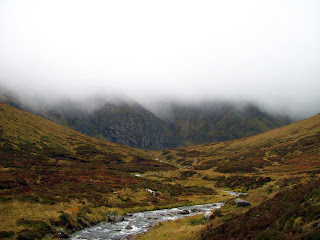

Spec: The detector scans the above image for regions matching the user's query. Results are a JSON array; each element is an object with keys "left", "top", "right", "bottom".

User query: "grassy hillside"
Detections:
[
  {"left": 0, "top": 103, "right": 219, "bottom": 239},
  {"left": 138, "top": 113, "right": 320, "bottom": 240}
]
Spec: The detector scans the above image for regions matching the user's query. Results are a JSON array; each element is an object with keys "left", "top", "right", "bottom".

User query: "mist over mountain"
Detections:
[
  {"left": 1, "top": 2, "right": 320, "bottom": 239},
  {"left": 1, "top": 1, "right": 320, "bottom": 119},
  {"left": 0, "top": 0, "right": 319, "bottom": 148},
  {"left": 0, "top": 90, "right": 291, "bottom": 150},
  {"left": 147, "top": 100, "right": 292, "bottom": 144}
]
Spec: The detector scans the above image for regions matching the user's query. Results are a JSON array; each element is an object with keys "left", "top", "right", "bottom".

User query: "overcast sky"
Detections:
[{"left": 0, "top": 0, "right": 320, "bottom": 118}]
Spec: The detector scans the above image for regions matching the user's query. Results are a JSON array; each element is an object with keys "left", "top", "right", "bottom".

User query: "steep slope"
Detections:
[
  {"left": 153, "top": 102, "right": 291, "bottom": 145},
  {"left": 0, "top": 94, "right": 178, "bottom": 150},
  {"left": 44, "top": 101, "right": 179, "bottom": 150},
  {"left": 0, "top": 103, "right": 179, "bottom": 202},
  {"left": 202, "top": 179, "right": 320, "bottom": 240},
  {"left": 149, "top": 113, "right": 320, "bottom": 240},
  {"left": 0, "top": 104, "right": 218, "bottom": 239}
]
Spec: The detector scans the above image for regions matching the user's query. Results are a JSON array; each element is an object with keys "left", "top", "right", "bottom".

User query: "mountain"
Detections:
[
  {"left": 38, "top": 100, "right": 179, "bottom": 150},
  {"left": 0, "top": 93, "right": 291, "bottom": 150},
  {"left": 152, "top": 101, "right": 291, "bottom": 145},
  {"left": 0, "top": 94, "right": 179, "bottom": 150}
]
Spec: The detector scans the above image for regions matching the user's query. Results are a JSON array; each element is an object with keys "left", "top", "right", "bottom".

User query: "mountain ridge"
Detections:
[{"left": 0, "top": 93, "right": 291, "bottom": 150}]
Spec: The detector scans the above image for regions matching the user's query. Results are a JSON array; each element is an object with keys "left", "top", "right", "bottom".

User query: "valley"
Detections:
[
  {"left": 0, "top": 103, "right": 319, "bottom": 239},
  {"left": 1, "top": 2, "right": 319, "bottom": 239}
]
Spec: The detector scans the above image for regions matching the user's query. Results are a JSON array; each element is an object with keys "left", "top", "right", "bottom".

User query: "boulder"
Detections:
[
  {"left": 178, "top": 209, "right": 190, "bottom": 215},
  {"left": 204, "top": 211, "right": 212, "bottom": 220},
  {"left": 125, "top": 225, "right": 132, "bottom": 229},
  {"left": 145, "top": 188, "right": 156, "bottom": 197},
  {"left": 107, "top": 212, "right": 124, "bottom": 222},
  {"left": 235, "top": 198, "right": 251, "bottom": 207}
]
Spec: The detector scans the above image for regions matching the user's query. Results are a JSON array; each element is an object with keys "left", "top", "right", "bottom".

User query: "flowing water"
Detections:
[{"left": 69, "top": 202, "right": 224, "bottom": 240}]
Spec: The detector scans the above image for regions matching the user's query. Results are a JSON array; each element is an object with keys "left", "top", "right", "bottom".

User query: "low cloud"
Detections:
[{"left": 1, "top": 0, "right": 320, "bottom": 118}]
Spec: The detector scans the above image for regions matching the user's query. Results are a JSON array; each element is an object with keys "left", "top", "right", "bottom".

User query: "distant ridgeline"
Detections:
[{"left": 0, "top": 94, "right": 291, "bottom": 150}]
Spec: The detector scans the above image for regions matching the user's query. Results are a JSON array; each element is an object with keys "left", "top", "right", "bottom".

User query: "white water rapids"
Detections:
[{"left": 69, "top": 202, "right": 224, "bottom": 240}]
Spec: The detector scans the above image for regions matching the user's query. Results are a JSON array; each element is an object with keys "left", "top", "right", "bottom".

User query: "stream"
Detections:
[{"left": 69, "top": 202, "right": 224, "bottom": 240}]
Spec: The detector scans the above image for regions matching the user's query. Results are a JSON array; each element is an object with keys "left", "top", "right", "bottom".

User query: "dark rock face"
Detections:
[
  {"left": 235, "top": 198, "right": 251, "bottom": 207},
  {"left": 42, "top": 101, "right": 179, "bottom": 150},
  {"left": 36, "top": 102, "right": 292, "bottom": 150}
]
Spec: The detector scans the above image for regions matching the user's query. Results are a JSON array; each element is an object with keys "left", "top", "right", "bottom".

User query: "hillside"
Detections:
[
  {"left": 158, "top": 102, "right": 291, "bottom": 145},
  {"left": 0, "top": 103, "right": 218, "bottom": 239},
  {"left": 0, "top": 103, "right": 319, "bottom": 240},
  {"left": 0, "top": 93, "right": 291, "bottom": 150},
  {"left": 137, "top": 113, "right": 320, "bottom": 240},
  {"left": 157, "top": 112, "right": 320, "bottom": 175}
]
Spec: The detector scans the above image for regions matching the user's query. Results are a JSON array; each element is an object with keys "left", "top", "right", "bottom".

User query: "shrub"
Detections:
[{"left": 0, "top": 231, "right": 14, "bottom": 239}]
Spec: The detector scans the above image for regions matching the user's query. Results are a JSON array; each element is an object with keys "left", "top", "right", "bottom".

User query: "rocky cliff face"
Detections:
[
  {"left": 0, "top": 93, "right": 291, "bottom": 150},
  {"left": 38, "top": 100, "right": 179, "bottom": 150}
]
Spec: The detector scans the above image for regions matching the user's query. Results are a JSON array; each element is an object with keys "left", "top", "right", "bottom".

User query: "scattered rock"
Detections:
[{"left": 235, "top": 198, "right": 251, "bottom": 207}]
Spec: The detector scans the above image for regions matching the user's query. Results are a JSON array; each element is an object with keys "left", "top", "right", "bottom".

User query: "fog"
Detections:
[{"left": 1, "top": 0, "right": 320, "bottom": 118}]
